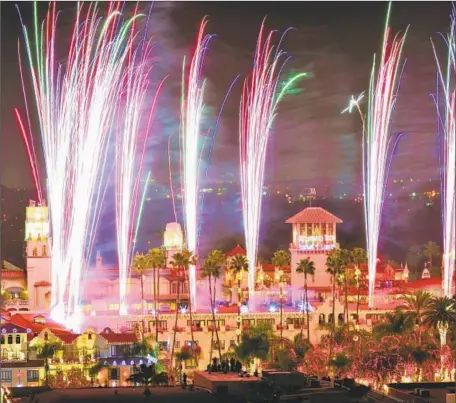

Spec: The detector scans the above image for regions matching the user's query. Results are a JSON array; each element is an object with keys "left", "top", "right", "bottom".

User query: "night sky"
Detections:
[{"left": 0, "top": 1, "right": 452, "bottom": 191}]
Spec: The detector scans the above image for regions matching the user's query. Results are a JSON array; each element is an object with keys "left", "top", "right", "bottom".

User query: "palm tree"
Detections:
[
  {"left": 326, "top": 248, "right": 350, "bottom": 357},
  {"left": 228, "top": 254, "right": 248, "bottom": 342},
  {"left": 37, "top": 340, "right": 63, "bottom": 385},
  {"left": 296, "top": 258, "right": 316, "bottom": 341},
  {"left": 132, "top": 253, "right": 149, "bottom": 314},
  {"left": 397, "top": 290, "right": 432, "bottom": 345},
  {"left": 169, "top": 252, "right": 185, "bottom": 371},
  {"left": 423, "top": 241, "right": 440, "bottom": 272},
  {"left": 351, "top": 248, "right": 367, "bottom": 324},
  {"left": 201, "top": 250, "right": 225, "bottom": 361},
  {"left": 228, "top": 254, "right": 249, "bottom": 305},
  {"left": 146, "top": 248, "right": 167, "bottom": 343},
  {"left": 372, "top": 311, "right": 413, "bottom": 339},
  {"left": 272, "top": 250, "right": 291, "bottom": 339},
  {"left": 170, "top": 249, "right": 197, "bottom": 368},
  {"left": 423, "top": 296, "right": 456, "bottom": 346}
]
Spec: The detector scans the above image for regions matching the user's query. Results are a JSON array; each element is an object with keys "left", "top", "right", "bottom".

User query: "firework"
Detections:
[
  {"left": 432, "top": 11, "right": 456, "bottom": 297},
  {"left": 363, "top": 3, "right": 408, "bottom": 307},
  {"left": 16, "top": 2, "right": 139, "bottom": 328},
  {"left": 115, "top": 18, "right": 167, "bottom": 314},
  {"left": 180, "top": 18, "right": 213, "bottom": 309},
  {"left": 239, "top": 21, "right": 306, "bottom": 301}
]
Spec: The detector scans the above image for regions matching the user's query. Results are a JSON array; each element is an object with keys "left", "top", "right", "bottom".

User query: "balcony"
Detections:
[{"left": 1, "top": 350, "right": 28, "bottom": 362}]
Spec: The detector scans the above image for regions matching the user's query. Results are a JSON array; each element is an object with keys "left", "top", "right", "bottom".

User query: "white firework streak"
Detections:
[
  {"left": 17, "top": 3, "right": 140, "bottom": 329},
  {"left": 181, "top": 18, "right": 213, "bottom": 309},
  {"left": 432, "top": 11, "right": 456, "bottom": 297}
]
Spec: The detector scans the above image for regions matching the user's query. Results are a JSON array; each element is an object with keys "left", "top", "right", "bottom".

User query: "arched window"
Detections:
[
  {"left": 338, "top": 313, "right": 344, "bottom": 324},
  {"left": 44, "top": 332, "right": 48, "bottom": 341},
  {"left": 88, "top": 333, "right": 92, "bottom": 340},
  {"left": 7, "top": 335, "right": 13, "bottom": 344},
  {"left": 32, "top": 247, "right": 38, "bottom": 257},
  {"left": 328, "top": 313, "right": 334, "bottom": 325},
  {"left": 16, "top": 335, "right": 21, "bottom": 344},
  {"left": 318, "top": 313, "right": 326, "bottom": 326},
  {"left": 0, "top": 335, "right": 4, "bottom": 344},
  {"left": 42, "top": 245, "right": 47, "bottom": 257}
]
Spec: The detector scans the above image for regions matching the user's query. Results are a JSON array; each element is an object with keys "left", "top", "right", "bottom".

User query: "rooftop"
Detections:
[{"left": 285, "top": 207, "right": 343, "bottom": 224}]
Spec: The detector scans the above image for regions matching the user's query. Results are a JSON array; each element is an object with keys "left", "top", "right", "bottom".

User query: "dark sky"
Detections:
[{"left": 0, "top": 1, "right": 452, "bottom": 190}]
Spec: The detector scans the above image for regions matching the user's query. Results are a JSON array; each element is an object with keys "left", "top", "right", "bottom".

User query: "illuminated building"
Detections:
[{"left": 1, "top": 204, "right": 454, "bottom": 376}]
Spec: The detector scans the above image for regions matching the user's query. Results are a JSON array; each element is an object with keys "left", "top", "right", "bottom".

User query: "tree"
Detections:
[
  {"left": 372, "top": 311, "right": 413, "bottom": 339},
  {"left": 397, "top": 290, "right": 432, "bottom": 345},
  {"left": 36, "top": 340, "right": 63, "bottom": 385},
  {"left": 169, "top": 250, "right": 197, "bottom": 370},
  {"left": 326, "top": 248, "right": 350, "bottom": 357},
  {"left": 423, "top": 241, "right": 440, "bottom": 271},
  {"left": 351, "top": 247, "right": 367, "bottom": 324},
  {"left": 132, "top": 253, "right": 149, "bottom": 315},
  {"left": 228, "top": 254, "right": 248, "bottom": 343},
  {"left": 296, "top": 257, "right": 316, "bottom": 341},
  {"left": 201, "top": 249, "right": 226, "bottom": 361},
  {"left": 406, "top": 245, "right": 423, "bottom": 276},
  {"left": 146, "top": 247, "right": 167, "bottom": 342},
  {"left": 329, "top": 353, "right": 352, "bottom": 376},
  {"left": 228, "top": 254, "right": 249, "bottom": 304},
  {"left": 235, "top": 324, "right": 272, "bottom": 368},
  {"left": 423, "top": 296, "right": 456, "bottom": 346},
  {"left": 272, "top": 250, "right": 291, "bottom": 339}
]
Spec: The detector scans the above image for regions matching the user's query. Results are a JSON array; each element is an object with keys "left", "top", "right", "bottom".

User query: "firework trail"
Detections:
[
  {"left": 16, "top": 2, "right": 140, "bottom": 328},
  {"left": 431, "top": 11, "right": 456, "bottom": 297},
  {"left": 180, "top": 18, "right": 214, "bottom": 309},
  {"left": 115, "top": 17, "right": 167, "bottom": 315},
  {"left": 363, "top": 3, "right": 408, "bottom": 307},
  {"left": 239, "top": 20, "right": 307, "bottom": 301}
]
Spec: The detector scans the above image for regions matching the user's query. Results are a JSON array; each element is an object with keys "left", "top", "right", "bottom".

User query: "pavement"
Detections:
[{"left": 17, "top": 387, "right": 221, "bottom": 403}]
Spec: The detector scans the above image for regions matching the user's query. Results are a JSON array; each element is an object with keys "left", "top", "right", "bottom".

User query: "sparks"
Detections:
[
  {"left": 363, "top": 3, "right": 408, "bottom": 307},
  {"left": 16, "top": 2, "right": 140, "bottom": 328},
  {"left": 239, "top": 20, "right": 307, "bottom": 304},
  {"left": 180, "top": 18, "right": 213, "bottom": 309},
  {"left": 431, "top": 10, "right": 456, "bottom": 297}
]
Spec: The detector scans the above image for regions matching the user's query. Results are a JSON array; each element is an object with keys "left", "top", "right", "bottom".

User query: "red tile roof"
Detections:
[
  {"left": 7, "top": 314, "right": 73, "bottom": 336},
  {"left": 226, "top": 245, "right": 246, "bottom": 256},
  {"left": 405, "top": 278, "right": 443, "bottom": 289},
  {"left": 55, "top": 334, "right": 80, "bottom": 344},
  {"left": 34, "top": 281, "right": 51, "bottom": 287},
  {"left": 99, "top": 332, "right": 137, "bottom": 344},
  {"left": 285, "top": 207, "right": 343, "bottom": 224}
]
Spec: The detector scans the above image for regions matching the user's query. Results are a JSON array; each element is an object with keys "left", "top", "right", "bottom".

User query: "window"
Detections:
[
  {"left": 42, "top": 245, "right": 47, "bottom": 256},
  {"left": 212, "top": 340, "right": 226, "bottom": 350},
  {"left": 7, "top": 335, "right": 13, "bottom": 344},
  {"left": 229, "top": 340, "right": 236, "bottom": 347},
  {"left": 88, "top": 333, "right": 92, "bottom": 340},
  {"left": 208, "top": 319, "right": 225, "bottom": 328},
  {"left": 16, "top": 335, "right": 21, "bottom": 344},
  {"left": 174, "top": 341, "right": 180, "bottom": 349},
  {"left": 182, "top": 282, "right": 189, "bottom": 294},
  {"left": 27, "top": 370, "right": 39, "bottom": 382},
  {"left": 0, "top": 370, "right": 12, "bottom": 382},
  {"left": 257, "top": 318, "right": 275, "bottom": 326},
  {"left": 327, "top": 224, "right": 334, "bottom": 236},
  {"left": 149, "top": 320, "right": 168, "bottom": 330},
  {"left": 32, "top": 247, "right": 38, "bottom": 257},
  {"left": 184, "top": 358, "right": 197, "bottom": 368},
  {"left": 171, "top": 282, "right": 179, "bottom": 294},
  {"left": 1, "top": 336, "right": 4, "bottom": 344},
  {"left": 109, "top": 304, "right": 120, "bottom": 311},
  {"left": 187, "top": 320, "right": 205, "bottom": 328},
  {"left": 44, "top": 332, "right": 48, "bottom": 341},
  {"left": 109, "top": 368, "right": 119, "bottom": 380}
]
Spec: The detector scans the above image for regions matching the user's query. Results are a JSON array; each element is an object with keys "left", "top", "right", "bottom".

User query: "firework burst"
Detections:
[
  {"left": 180, "top": 18, "right": 214, "bottom": 309},
  {"left": 363, "top": 3, "right": 408, "bottom": 307},
  {"left": 16, "top": 2, "right": 140, "bottom": 328},
  {"left": 239, "top": 20, "right": 306, "bottom": 301},
  {"left": 432, "top": 10, "right": 456, "bottom": 297}
]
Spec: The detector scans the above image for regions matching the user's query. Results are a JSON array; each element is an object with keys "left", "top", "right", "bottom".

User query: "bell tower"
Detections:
[{"left": 25, "top": 200, "right": 51, "bottom": 311}]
